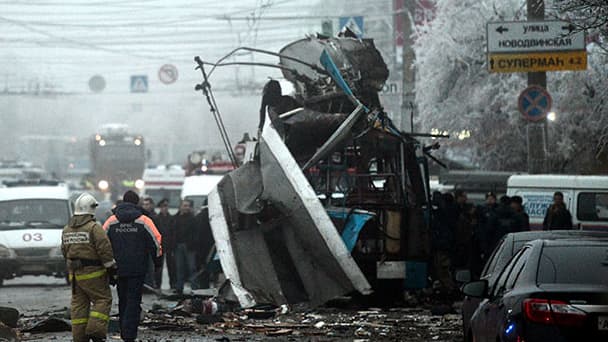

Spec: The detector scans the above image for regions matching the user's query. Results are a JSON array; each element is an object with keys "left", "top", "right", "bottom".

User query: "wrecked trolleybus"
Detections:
[{"left": 198, "top": 32, "right": 436, "bottom": 307}]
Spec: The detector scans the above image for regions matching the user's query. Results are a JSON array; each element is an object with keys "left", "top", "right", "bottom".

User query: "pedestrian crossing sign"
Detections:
[
  {"left": 339, "top": 16, "right": 364, "bottom": 38},
  {"left": 130, "top": 75, "right": 148, "bottom": 93}
]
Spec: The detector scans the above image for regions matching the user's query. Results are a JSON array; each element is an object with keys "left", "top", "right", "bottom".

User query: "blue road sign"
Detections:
[
  {"left": 518, "top": 85, "right": 552, "bottom": 122},
  {"left": 339, "top": 16, "right": 364, "bottom": 38},
  {"left": 130, "top": 75, "right": 148, "bottom": 93}
]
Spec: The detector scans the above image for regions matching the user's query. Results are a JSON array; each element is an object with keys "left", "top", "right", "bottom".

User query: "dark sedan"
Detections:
[
  {"left": 463, "top": 239, "right": 608, "bottom": 342},
  {"left": 459, "top": 230, "right": 608, "bottom": 341}
]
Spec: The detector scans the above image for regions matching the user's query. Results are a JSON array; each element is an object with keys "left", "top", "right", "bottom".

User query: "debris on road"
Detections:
[
  {"left": 135, "top": 297, "right": 463, "bottom": 341},
  {"left": 22, "top": 316, "right": 71, "bottom": 333},
  {"left": 0, "top": 322, "right": 19, "bottom": 342},
  {"left": 0, "top": 307, "right": 19, "bottom": 328}
]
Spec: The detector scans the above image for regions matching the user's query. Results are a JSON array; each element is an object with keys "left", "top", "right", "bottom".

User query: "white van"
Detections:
[
  {"left": 507, "top": 175, "right": 608, "bottom": 230},
  {"left": 181, "top": 175, "right": 224, "bottom": 212},
  {"left": 0, "top": 181, "right": 71, "bottom": 285},
  {"left": 141, "top": 165, "right": 185, "bottom": 214}
]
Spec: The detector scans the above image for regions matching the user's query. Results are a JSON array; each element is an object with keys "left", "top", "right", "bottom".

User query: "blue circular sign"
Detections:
[{"left": 518, "top": 85, "right": 552, "bottom": 122}]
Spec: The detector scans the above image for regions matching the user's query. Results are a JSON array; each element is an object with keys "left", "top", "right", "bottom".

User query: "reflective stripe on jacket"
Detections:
[
  {"left": 103, "top": 203, "right": 162, "bottom": 277},
  {"left": 62, "top": 214, "right": 116, "bottom": 273}
]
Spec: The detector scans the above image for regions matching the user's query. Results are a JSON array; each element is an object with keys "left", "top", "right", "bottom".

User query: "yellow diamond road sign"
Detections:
[{"left": 488, "top": 50, "right": 587, "bottom": 73}]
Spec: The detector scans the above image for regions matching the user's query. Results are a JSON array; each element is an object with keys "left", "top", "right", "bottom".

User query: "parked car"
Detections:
[
  {"left": 0, "top": 180, "right": 71, "bottom": 285},
  {"left": 463, "top": 239, "right": 608, "bottom": 342},
  {"left": 459, "top": 230, "right": 608, "bottom": 341}
]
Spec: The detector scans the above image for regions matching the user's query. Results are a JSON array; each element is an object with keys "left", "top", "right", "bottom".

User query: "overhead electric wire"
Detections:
[
  {"left": 0, "top": 0, "right": 318, "bottom": 90},
  {"left": 0, "top": 15, "right": 177, "bottom": 61}
]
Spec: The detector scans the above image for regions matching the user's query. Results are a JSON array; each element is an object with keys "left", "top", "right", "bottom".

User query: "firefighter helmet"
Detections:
[{"left": 74, "top": 192, "right": 99, "bottom": 215}]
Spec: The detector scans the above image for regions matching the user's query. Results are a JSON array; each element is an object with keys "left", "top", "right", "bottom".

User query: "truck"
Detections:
[{"left": 89, "top": 124, "right": 146, "bottom": 200}]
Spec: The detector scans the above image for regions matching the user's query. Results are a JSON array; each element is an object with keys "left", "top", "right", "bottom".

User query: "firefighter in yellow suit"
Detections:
[{"left": 62, "top": 193, "right": 117, "bottom": 342}]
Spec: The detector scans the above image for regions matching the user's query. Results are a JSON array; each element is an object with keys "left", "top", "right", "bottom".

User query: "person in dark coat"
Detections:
[
  {"left": 510, "top": 195, "right": 530, "bottom": 232},
  {"left": 103, "top": 191, "right": 162, "bottom": 342},
  {"left": 543, "top": 191, "right": 573, "bottom": 230},
  {"left": 495, "top": 195, "right": 516, "bottom": 240},
  {"left": 453, "top": 190, "right": 473, "bottom": 269},
  {"left": 172, "top": 199, "right": 201, "bottom": 294},
  {"left": 156, "top": 198, "right": 176, "bottom": 289},
  {"left": 432, "top": 192, "right": 459, "bottom": 292},
  {"left": 477, "top": 192, "right": 498, "bottom": 262},
  {"left": 193, "top": 203, "right": 215, "bottom": 289},
  {"left": 142, "top": 197, "right": 159, "bottom": 289}
]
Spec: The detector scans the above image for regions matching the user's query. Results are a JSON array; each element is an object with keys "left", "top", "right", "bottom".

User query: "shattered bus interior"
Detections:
[{"left": 196, "top": 32, "right": 433, "bottom": 309}]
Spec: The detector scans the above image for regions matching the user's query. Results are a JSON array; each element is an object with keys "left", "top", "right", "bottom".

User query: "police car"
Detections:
[{"left": 0, "top": 180, "right": 71, "bottom": 285}]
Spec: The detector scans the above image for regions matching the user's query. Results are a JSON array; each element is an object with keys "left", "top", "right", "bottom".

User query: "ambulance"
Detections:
[
  {"left": 0, "top": 180, "right": 71, "bottom": 285},
  {"left": 507, "top": 175, "right": 608, "bottom": 230},
  {"left": 141, "top": 165, "right": 185, "bottom": 214}
]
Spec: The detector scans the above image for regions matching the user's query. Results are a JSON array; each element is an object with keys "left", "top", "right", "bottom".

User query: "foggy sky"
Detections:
[{"left": 0, "top": 0, "right": 320, "bottom": 166}]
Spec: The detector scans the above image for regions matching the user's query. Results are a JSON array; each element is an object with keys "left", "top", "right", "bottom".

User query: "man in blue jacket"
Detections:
[{"left": 103, "top": 191, "right": 162, "bottom": 342}]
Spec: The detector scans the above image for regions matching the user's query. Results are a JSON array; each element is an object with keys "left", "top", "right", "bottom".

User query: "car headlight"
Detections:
[
  {"left": 98, "top": 180, "right": 109, "bottom": 191},
  {"left": 0, "top": 244, "right": 15, "bottom": 258},
  {"left": 49, "top": 246, "right": 63, "bottom": 258}
]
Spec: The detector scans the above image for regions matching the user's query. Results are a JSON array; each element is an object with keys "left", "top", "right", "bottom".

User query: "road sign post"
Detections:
[{"left": 527, "top": 0, "right": 547, "bottom": 174}]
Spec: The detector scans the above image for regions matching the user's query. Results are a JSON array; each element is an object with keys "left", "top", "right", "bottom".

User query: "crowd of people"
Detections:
[
  {"left": 430, "top": 189, "right": 573, "bottom": 295},
  {"left": 141, "top": 196, "right": 215, "bottom": 294}
]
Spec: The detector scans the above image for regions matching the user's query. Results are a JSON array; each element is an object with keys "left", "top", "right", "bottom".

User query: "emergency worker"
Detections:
[
  {"left": 61, "top": 192, "right": 116, "bottom": 342},
  {"left": 103, "top": 191, "right": 162, "bottom": 342}
]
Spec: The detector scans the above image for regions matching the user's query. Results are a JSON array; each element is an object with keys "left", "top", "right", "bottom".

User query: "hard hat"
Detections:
[{"left": 74, "top": 192, "right": 99, "bottom": 215}]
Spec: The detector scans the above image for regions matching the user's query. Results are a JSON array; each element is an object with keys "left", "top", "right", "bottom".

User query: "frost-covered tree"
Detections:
[
  {"left": 556, "top": 0, "right": 608, "bottom": 43},
  {"left": 414, "top": 0, "right": 608, "bottom": 173}
]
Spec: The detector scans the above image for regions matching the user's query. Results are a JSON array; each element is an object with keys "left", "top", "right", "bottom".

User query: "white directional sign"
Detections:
[{"left": 487, "top": 20, "right": 586, "bottom": 53}]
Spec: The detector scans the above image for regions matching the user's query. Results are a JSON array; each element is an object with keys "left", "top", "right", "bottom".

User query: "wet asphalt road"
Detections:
[{"left": 1, "top": 276, "right": 463, "bottom": 341}]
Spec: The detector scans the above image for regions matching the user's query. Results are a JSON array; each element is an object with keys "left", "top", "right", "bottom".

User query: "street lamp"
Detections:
[{"left": 547, "top": 111, "right": 556, "bottom": 122}]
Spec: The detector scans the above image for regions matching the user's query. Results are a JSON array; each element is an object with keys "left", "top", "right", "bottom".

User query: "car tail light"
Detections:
[{"left": 523, "top": 298, "right": 587, "bottom": 327}]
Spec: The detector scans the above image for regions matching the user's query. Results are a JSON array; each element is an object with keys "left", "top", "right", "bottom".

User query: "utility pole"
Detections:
[
  {"left": 401, "top": 0, "right": 416, "bottom": 132},
  {"left": 527, "top": 0, "right": 548, "bottom": 173}
]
